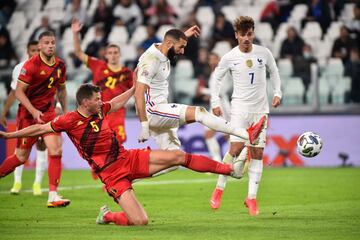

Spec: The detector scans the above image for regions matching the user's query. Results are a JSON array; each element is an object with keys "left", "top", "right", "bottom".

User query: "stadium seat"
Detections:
[
  {"left": 108, "top": 26, "right": 129, "bottom": 45},
  {"left": 196, "top": 6, "right": 215, "bottom": 28},
  {"left": 212, "top": 41, "right": 232, "bottom": 58},
  {"left": 7, "top": 11, "right": 27, "bottom": 41},
  {"left": 44, "top": 0, "right": 64, "bottom": 11},
  {"left": 289, "top": 4, "right": 308, "bottom": 22},
  {"left": 81, "top": 25, "right": 97, "bottom": 50},
  {"left": 174, "top": 60, "right": 197, "bottom": 104},
  {"left": 220, "top": 6, "right": 238, "bottom": 23},
  {"left": 130, "top": 25, "right": 148, "bottom": 45},
  {"left": 302, "top": 21, "right": 322, "bottom": 40},
  {"left": 156, "top": 25, "right": 174, "bottom": 40},
  {"left": 318, "top": 76, "right": 331, "bottom": 105},
  {"left": 0, "top": 82, "right": 7, "bottom": 104},
  {"left": 282, "top": 77, "right": 304, "bottom": 105},
  {"left": 120, "top": 44, "right": 137, "bottom": 64},
  {"left": 255, "top": 22, "right": 273, "bottom": 50}
]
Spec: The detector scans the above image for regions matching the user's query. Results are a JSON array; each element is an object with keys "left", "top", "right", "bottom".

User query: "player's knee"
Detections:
[
  {"left": 172, "top": 150, "right": 185, "bottom": 165},
  {"left": 195, "top": 106, "right": 208, "bottom": 122},
  {"left": 229, "top": 148, "right": 241, "bottom": 156},
  {"left": 132, "top": 215, "right": 148, "bottom": 226},
  {"left": 48, "top": 147, "right": 62, "bottom": 156}
]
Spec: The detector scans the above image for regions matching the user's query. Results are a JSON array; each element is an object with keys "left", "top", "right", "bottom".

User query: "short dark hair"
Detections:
[
  {"left": 76, "top": 84, "right": 101, "bottom": 105},
  {"left": 233, "top": 16, "right": 255, "bottom": 34},
  {"left": 38, "top": 30, "right": 55, "bottom": 40},
  {"left": 106, "top": 44, "right": 120, "bottom": 51},
  {"left": 164, "top": 29, "right": 187, "bottom": 41},
  {"left": 27, "top": 40, "right": 38, "bottom": 48}
]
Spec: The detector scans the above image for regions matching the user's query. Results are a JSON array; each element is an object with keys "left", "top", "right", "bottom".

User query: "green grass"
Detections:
[{"left": 0, "top": 168, "right": 360, "bottom": 240}]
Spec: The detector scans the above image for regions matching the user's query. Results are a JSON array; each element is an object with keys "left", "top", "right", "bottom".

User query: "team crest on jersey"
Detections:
[
  {"left": 20, "top": 68, "right": 26, "bottom": 75},
  {"left": 104, "top": 69, "right": 109, "bottom": 74},
  {"left": 141, "top": 70, "right": 149, "bottom": 76},
  {"left": 40, "top": 70, "right": 46, "bottom": 75},
  {"left": 246, "top": 59, "right": 253, "bottom": 68}
]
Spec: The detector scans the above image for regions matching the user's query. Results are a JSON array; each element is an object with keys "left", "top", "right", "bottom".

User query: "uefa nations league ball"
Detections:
[{"left": 297, "top": 132, "right": 323, "bottom": 158}]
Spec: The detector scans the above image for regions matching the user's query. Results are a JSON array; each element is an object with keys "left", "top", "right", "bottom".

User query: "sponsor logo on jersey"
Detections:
[
  {"left": 40, "top": 70, "right": 46, "bottom": 75},
  {"left": 77, "top": 120, "right": 84, "bottom": 126},
  {"left": 246, "top": 59, "right": 253, "bottom": 68},
  {"left": 104, "top": 69, "right": 109, "bottom": 74}
]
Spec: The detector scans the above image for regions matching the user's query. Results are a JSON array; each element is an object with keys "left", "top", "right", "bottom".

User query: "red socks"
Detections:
[
  {"left": 183, "top": 153, "right": 232, "bottom": 175},
  {"left": 104, "top": 212, "right": 131, "bottom": 226},
  {"left": 48, "top": 155, "right": 62, "bottom": 192},
  {"left": 0, "top": 154, "right": 23, "bottom": 178}
]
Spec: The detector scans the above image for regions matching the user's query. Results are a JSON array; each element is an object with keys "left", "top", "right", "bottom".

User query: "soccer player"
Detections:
[
  {"left": 71, "top": 18, "right": 133, "bottom": 144},
  {"left": 209, "top": 16, "right": 282, "bottom": 215},
  {"left": 0, "top": 40, "right": 47, "bottom": 195},
  {"left": 0, "top": 83, "right": 247, "bottom": 226},
  {"left": 134, "top": 27, "right": 266, "bottom": 176},
  {"left": 0, "top": 31, "right": 70, "bottom": 207}
]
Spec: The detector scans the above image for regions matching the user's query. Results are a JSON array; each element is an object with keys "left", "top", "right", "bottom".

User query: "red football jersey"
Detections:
[
  {"left": 17, "top": 54, "right": 66, "bottom": 118},
  {"left": 50, "top": 102, "right": 128, "bottom": 173},
  {"left": 87, "top": 57, "right": 133, "bottom": 102}
]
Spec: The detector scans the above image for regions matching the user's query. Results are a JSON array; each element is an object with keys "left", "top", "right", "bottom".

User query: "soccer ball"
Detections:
[{"left": 297, "top": 132, "right": 323, "bottom": 157}]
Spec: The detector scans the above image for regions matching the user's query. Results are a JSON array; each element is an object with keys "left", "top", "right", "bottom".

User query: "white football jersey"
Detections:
[
  {"left": 136, "top": 44, "right": 171, "bottom": 106},
  {"left": 10, "top": 61, "right": 26, "bottom": 90},
  {"left": 211, "top": 44, "right": 282, "bottom": 113}
]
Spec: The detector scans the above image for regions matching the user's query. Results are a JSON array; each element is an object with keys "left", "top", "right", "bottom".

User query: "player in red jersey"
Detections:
[
  {"left": 0, "top": 83, "right": 245, "bottom": 226},
  {"left": 0, "top": 31, "right": 70, "bottom": 208},
  {"left": 71, "top": 18, "right": 133, "bottom": 144}
]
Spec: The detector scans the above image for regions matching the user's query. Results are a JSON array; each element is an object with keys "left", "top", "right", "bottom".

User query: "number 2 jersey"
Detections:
[
  {"left": 17, "top": 54, "right": 66, "bottom": 119},
  {"left": 50, "top": 102, "right": 128, "bottom": 174}
]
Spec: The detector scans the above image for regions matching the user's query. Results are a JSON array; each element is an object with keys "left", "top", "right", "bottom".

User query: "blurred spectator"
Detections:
[
  {"left": 210, "top": 12, "right": 235, "bottom": 49},
  {"left": 260, "top": 0, "right": 281, "bottom": 33},
  {"left": 346, "top": 3, "right": 360, "bottom": 47},
  {"left": 345, "top": 48, "right": 360, "bottom": 103},
  {"left": 280, "top": 26, "right": 305, "bottom": 60},
  {"left": 0, "top": 0, "right": 16, "bottom": 25},
  {"left": 62, "top": 0, "right": 88, "bottom": 36},
  {"left": 136, "top": 0, "right": 152, "bottom": 25},
  {"left": 30, "top": 16, "right": 55, "bottom": 41},
  {"left": 193, "top": 47, "right": 211, "bottom": 105},
  {"left": 0, "top": 27, "right": 17, "bottom": 69},
  {"left": 182, "top": 16, "right": 200, "bottom": 65},
  {"left": 92, "top": 0, "right": 114, "bottom": 35},
  {"left": 146, "top": 0, "right": 177, "bottom": 29},
  {"left": 113, "top": 0, "right": 142, "bottom": 36},
  {"left": 331, "top": 26, "right": 357, "bottom": 65},
  {"left": 293, "top": 44, "right": 318, "bottom": 103},
  {"left": 303, "top": 0, "right": 334, "bottom": 34},
  {"left": 138, "top": 25, "right": 160, "bottom": 51},
  {"left": 85, "top": 24, "right": 107, "bottom": 58}
]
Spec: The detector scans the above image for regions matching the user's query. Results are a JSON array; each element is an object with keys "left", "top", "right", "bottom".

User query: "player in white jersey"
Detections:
[
  {"left": 209, "top": 16, "right": 282, "bottom": 215},
  {"left": 0, "top": 41, "right": 47, "bottom": 195},
  {"left": 134, "top": 27, "right": 267, "bottom": 177}
]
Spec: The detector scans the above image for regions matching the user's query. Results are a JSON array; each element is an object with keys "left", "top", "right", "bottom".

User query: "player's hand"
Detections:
[
  {"left": 32, "top": 110, "right": 45, "bottom": 124},
  {"left": 71, "top": 18, "right": 83, "bottom": 33},
  {"left": 138, "top": 121, "right": 150, "bottom": 143},
  {"left": 0, "top": 114, "right": 7, "bottom": 127},
  {"left": 212, "top": 107, "right": 222, "bottom": 117},
  {"left": 184, "top": 25, "right": 201, "bottom": 38},
  {"left": 0, "top": 131, "right": 8, "bottom": 139},
  {"left": 272, "top": 96, "right": 281, "bottom": 108}
]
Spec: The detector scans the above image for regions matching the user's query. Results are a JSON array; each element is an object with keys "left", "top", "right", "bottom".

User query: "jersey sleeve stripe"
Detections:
[
  {"left": 50, "top": 122, "right": 60, "bottom": 133},
  {"left": 17, "top": 79, "right": 30, "bottom": 85}
]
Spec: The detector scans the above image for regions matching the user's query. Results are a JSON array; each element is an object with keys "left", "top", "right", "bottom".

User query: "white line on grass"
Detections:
[{"left": 0, "top": 177, "right": 238, "bottom": 194}]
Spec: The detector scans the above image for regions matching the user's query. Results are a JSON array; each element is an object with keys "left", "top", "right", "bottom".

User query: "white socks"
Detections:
[
  {"left": 195, "top": 107, "right": 248, "bottom": 140},
  {"left": 205, "top": 136, "right": 221, "bottom": 162},
  {"left": 13, "top": 165, "right": 24, "bottom": 183},
  {"left": 215, "top": 152, "right": 233, "bottom": 189},
  {"left": 248, "top": 159, "right": 263, "bottom": 199},
  {"left": 34, "top": 149, "right": 47, "bottom": 184}
]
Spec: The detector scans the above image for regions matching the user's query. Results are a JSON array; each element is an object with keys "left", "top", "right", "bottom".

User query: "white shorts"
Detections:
[
  {"left": 146, "top": 103, "right": 187, "bottom": 150},
  {"left": 229, "top": 112, "right": 268, "bottom": 148}
]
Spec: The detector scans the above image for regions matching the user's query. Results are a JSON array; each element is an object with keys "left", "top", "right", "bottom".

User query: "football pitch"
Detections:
[{"left": 0, "top": 168, "right": 359, "bottom": 240}]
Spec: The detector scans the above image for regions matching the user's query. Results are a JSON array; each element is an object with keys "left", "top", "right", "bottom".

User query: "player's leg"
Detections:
[
  {"left": 210, "top": 143, "right": 247, "bottom": 209},
  {"left": 148, "top": 149, "right": 243, "bottom": 178},
  {"left": 204, "top": 129, "right": 222, "bottom": 162},
  {"left": 43, "top": 134, "right": 70, "bottom": 208},
  {"left": 8, "top": 146, "right": 32, "bottom": 194},
  {"left": 244, "top": 113, "right": 268, "bottom": 216},
  {"left": 33, "top": 138, "right": 47, "bottom": 195},
  {"left": 10, "top": 165, "right": 24, "bottom": 194},
  {"left": 184, "top": 106, "right": 266, "bottom": 145}
]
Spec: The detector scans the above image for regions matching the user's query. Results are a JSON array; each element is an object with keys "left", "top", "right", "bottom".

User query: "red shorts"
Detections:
[
  {"left": 16, "top": 111, "right": 60, "bottom": 149},
  {"left": 100, "top": 148, "right": 151, "bottom": 202},
  {"left": 105, "top": 112, "right": 126, "bottom": 144}
]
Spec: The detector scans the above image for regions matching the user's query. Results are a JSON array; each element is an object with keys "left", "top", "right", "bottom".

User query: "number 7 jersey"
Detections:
[{"left": 211, "top": 44, "right": 282, "bottom": 113}]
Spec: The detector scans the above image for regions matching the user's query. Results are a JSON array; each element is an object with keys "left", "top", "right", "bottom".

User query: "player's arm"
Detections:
[
  {"left": 0, "top": 90, "right": 16, "bottom": 127},
  {"left": 71, "top": 18, "right": 88, "bottom": 64},
  {"left": 266, "top": 48, "right": 282, "bottom": 108},
  {"left": 0, "top": 122, "right": 53, "bottom": 139},
  {"left": 57, "top": 85, "right": 68, "bottom": 114},
  {"left": 109, "top": 85, "right": 136, "bottom": 114},
  {"left": 210, "top": 56, "right": 229, "bottom": 116},
  {"left": 134, "top": 81, "right": 149, "bottom": 142},
  {"left": 15, "top": 81, "right": 44, "bottom": 123}
]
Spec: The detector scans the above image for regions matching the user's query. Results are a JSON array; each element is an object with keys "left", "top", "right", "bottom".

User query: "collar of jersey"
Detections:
[
  {"left": 151, "top": 43, "right": 168, "bottom": 62},
  {"left": 39, "top": 52, "right": 56, "bottom": 66},
  {"left": 76, "top": 109, "right": 90, "bottom": 118}
]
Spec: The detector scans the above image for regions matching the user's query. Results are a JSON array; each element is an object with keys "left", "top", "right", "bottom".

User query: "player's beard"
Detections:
[{"left": 167, "top": 46, "right": 179, "bottom": 65}]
